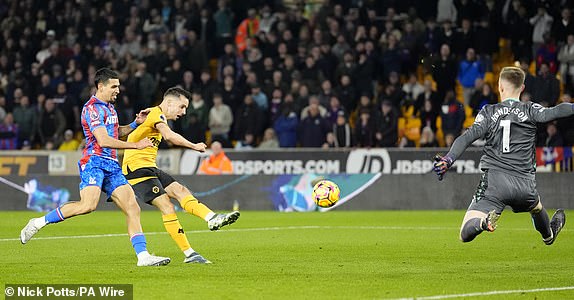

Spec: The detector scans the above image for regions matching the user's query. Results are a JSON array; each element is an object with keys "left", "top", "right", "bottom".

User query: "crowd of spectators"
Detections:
[{"left": 0, "top": 0, "right": 574, "bottom": 151}]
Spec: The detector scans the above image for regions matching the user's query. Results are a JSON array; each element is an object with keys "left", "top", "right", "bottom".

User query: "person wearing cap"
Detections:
[{"left": 58, "top": 129, "right": 80, "bottom": 151}]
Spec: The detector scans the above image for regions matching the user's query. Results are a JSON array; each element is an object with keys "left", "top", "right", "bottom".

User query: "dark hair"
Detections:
[
  {"left": 94, "top": 68, "right": 119, "bottom": 87},
  {"left": 164, "top": 86, "right": 192, "bottom": 100}
]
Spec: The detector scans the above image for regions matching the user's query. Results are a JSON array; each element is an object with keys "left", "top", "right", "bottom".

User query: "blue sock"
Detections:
[
  {"left": 45, "top": 207, "right": 65, "bottom": 224},
  {"left": 130, "top": 233, "right": 147, "bottom": 255}
]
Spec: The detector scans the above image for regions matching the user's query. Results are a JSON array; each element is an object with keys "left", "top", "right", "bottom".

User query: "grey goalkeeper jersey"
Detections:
[{"left": 446, "top": 99, "right": 574, "bottom": 179}]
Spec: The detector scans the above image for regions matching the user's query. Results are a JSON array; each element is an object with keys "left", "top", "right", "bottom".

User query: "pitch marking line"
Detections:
[
  {"left": 0, "top": 225, "right": 543, "bottom": 242},
  {"left": 389, "top": 286, "right": 574, "bottom": 299}
]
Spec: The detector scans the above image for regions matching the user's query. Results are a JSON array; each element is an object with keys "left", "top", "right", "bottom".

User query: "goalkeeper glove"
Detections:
[{"left": 433, "top": 154, "right": 453, "bottom": 181}]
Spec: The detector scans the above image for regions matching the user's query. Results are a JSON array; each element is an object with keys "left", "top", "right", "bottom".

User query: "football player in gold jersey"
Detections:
[{"left": 122, "top": 87, "right": 240, "bottom": 264}]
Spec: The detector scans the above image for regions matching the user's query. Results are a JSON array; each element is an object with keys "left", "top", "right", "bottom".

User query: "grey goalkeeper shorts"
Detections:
[{"left": 467, "top": 169, "right": 539, "bottom": 214}]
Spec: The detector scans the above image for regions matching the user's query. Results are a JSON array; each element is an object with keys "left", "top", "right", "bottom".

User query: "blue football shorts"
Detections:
[{"left": 78, "top": 156, "right": 128, "bottom": 197}]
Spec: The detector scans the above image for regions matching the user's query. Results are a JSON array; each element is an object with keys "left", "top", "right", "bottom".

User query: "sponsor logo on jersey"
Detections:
[{"left": 105, "top": 116, "right": 118, "bottom": 125}]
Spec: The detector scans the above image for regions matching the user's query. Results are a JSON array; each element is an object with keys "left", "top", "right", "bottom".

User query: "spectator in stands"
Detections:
[
  {"left": 12, "top": 96, "right": 36, "bottom": 148},
  {"left": 335, "top": 74, "right": 357, "bottom": 113},
  {"left": 53, "top": 82, "right": 80, "bottom": 132},
  {"left": 331, "top": 111, "right": 352, "bottom": 148},
  {"left": 186, "top": 31, "right": 209, "bottom": 79},
  {"left": 375, "top": 100, "right": 399, "bottom": 147},
  {"left": 454, "top": 18, "right": 475, "bottom": 56},
  {"left": 274, "top": 106, "right": 298, "bottom": 148},
  {"left": 235, "top": 132, "right": 255, "bottom": 150},
  {"left": 220, "top": 75, "right": 243, "bottom": 113},
  {"left": 187, "top": 90, "right": 209, "bottom": 131},
  {"left": 58, "top": 129, "right": 79, "bottom": 151},
  {"left": 37, "top": 98, "right": 66, "bottom": 147},
  {"left": 529, "top": 4, "right": 554, "bottom": 60},
  {"left": 268, "top": 88, "right": 283, "bottom": 125},
  {"left": 300, "top": 96, "right": 327, "bottom": 120},
  {"left": 199, "top": 69, "right": 218, "bottom": 107},
  {"left": 335, "top": 51, "right": 356, "bottom": 83},
  {"left": 402, "top": 73, "right": 425, "bottom": 105},
  {"left": 457, "top": 48, "right": 484, "bottom": 105},
  {"left": 470, "top": 81, "right": 498, "bottom": 116},
  {"left": 535, "top": 34, "right": 558, "bottom": 74},
  {"left": 436, "top": 0, "right": 457, "bottom": 24},
  {"left": 235, "top": 8, "right": 259, "bottom": 55},
  {"left": 174, "top": 91, "right": 207, "bottom": 144},
  {"left": 250, "top": 83, "right": 268, "bottom": 111},
  {"left": 510, "top": 5, "right": 533, "bottom": 62},
  {"left": 326, "top": 95, "right": 345, "bottom": 126},
  {"left": 355, "top": 108, "right": 376, "bottom": 148},
  {"left": 126, "top": 62, "right": 156, "bottom": 113},
  {"left": 419, "top": 98, "right": 439, "bottom": 135},
  {"left": 258, "top": 128, "right": 279, "bottom": 149},
  {"left": 531, "top": 62, "right": 560, "bottom": 106},
  {"left": 234, "top": 94, "right": 262, "bottom": 141},
  {"left": 540, "top": 122, "right": 564, "bottom": 147},
  {"left": 298, "top": 103, "right": 329, "bottom": 147},
  {"left": 552, "top": 7, "right": 574, "bottom": 45},
  {"left": 354, "top": 51, "right": 375, "bottom": 94},
  {"left": 198, "top": 141, "right": 233, "bottom": 175},
  {"left": 379, "top": 81, "right": 403, "bottom": 110},
  {"left": 558, "top": 34, "right": 574, "bottom": 90},
  {"left": 420, "top": 126, "right": 439, "bottom": 147},
  {"left": 214, "top": 0, "right": 234, "bottom": 56},
  {"left": 208, "top": 93, "right": 233, "bottom": 148},
  {"left": 415, "top": 79, "right": 440, "bottom": 115},
  {"left": 161, "top": 59, "right": 184, "bottom": 92},
  {"left": 322, "top": 132, "right": 337, "bottom": 148},
  {"left": 440, "top": 90, "right": 465, "bottom": 147},
  {"left": 431, "top": 44, "right": 457, "bottom": 102},
  {"left": 0, "top": 113, "right": 18, "bottom": 150},
  {"left": 557, "top": 93, "right": 574, "bottom": 146},
  {"left": 317, "top": 80, "right": 335, "bottom": 108}
]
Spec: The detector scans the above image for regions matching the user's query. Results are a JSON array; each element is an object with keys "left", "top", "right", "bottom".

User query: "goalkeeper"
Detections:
[{"left": 433, "top": 66, "right": 571, "bottom": 244}]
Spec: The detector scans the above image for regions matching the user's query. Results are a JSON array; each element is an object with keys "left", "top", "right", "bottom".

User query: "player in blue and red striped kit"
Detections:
[{"left": 20, "top": 68, "right": 171, "bottom": 266}]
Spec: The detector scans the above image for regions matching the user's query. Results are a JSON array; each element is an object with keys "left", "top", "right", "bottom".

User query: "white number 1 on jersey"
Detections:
[{"left": 500, "top": 119, "right": 511, "bottom": 153}]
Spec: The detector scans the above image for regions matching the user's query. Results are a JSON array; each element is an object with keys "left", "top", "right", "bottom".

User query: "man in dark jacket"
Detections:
[
  {"left": 375, "top": 100, "right": 399, "bottom": 147},
  {"left": 298, "top": 104, "right": 330, "bottom": 147}
]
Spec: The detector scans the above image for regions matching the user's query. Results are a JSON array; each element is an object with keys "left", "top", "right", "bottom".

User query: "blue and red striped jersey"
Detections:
[{"left": 80, "top": 96, "right": 119, "bottom": 163}]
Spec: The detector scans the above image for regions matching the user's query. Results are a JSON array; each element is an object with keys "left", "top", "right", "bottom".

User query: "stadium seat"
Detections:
[{"left": 463, "top": 105, "right": 474, "bottom": 128}]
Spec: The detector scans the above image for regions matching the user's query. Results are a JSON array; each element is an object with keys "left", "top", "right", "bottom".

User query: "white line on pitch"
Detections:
[
  {"left": 389, "top": 286, "right": 574, "bottom": 300},
  {"left": 0, "top": 225, "right": 540, "bottom": 242}
]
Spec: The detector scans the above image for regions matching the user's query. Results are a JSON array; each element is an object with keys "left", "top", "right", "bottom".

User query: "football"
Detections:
[{"left": 312, "top": 180, "right": 341, "bottom": 208}]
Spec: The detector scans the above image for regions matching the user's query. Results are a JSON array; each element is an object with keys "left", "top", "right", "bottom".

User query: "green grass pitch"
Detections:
[{"left": 1, "top": 210, "right": 573, "bottom": 299}]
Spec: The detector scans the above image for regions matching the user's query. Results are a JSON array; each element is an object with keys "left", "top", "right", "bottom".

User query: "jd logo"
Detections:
[{"left": 346, "top": 149, "right": 392, "bottom": 174}]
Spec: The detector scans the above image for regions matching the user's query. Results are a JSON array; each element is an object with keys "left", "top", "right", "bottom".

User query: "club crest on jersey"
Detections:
[
  {"left": 474, "top": 113, "right": 484, "bottom": 124},
  {"left": 90, "top": 109, "right": 98, "bottom": 120}
]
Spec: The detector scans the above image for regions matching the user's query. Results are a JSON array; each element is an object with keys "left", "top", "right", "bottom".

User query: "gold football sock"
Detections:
[
  {"left": 179, "top": 195, "right": 213, "bottom": 220},
  {"left": 162, "top": 213, "right": 191, "bottom": 252}
]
